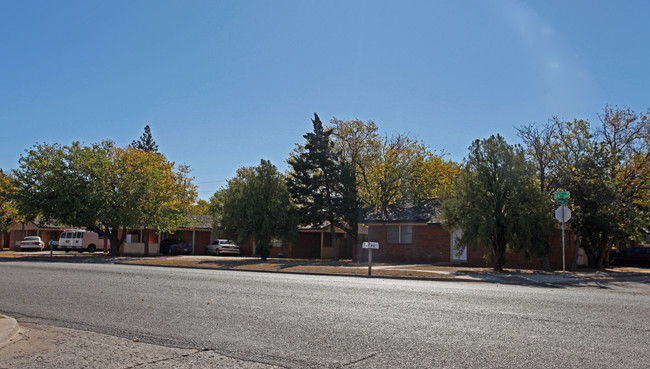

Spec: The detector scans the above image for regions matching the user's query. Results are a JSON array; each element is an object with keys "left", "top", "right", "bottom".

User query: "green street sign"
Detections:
[
  {"left": 553, "top": 191, "right": 570, "bottom": 200},
  {"left": 556, "top": 198, "right": 569, "bottom": 205}
]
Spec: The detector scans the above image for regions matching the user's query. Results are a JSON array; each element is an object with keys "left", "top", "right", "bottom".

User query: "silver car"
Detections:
[{"left": 206, "top": 239, "right": 241, "bottom": 256}]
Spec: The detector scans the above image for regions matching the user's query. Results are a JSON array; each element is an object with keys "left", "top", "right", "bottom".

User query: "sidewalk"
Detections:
[
  {"left": 0, "top": 317, "right": 280, "bottom": 368},
  {"left": 0, "top": 314, "right": 20, "bottom": 349}
]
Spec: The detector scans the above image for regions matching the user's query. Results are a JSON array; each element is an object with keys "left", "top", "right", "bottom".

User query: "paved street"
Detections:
[{"left": 1, "top": 261, "right": 649, "bottom": 368}]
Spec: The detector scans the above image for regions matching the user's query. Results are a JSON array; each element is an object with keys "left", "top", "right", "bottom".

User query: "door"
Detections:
[
  {"left": 450, "top": 229, "right": 467, "bottom": 261},
  {"left": 73, "top": 232, "right": 83, "bottom": 249},
  {"left": 60, "top": 232, "right": 71, "bottom": 248}
]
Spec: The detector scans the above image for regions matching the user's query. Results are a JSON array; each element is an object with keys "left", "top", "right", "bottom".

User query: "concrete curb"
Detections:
[
  {"left": 0, "top": 314, "right": 20, "bottom": 349},
  {"left": 5, "top": 253, "right": 649, "bottom": 285},
  {"left": 121, "top": 261, "right": 650, "bottom": 284}
]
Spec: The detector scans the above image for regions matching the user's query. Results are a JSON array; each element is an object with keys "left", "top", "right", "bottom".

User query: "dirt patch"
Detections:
[
  {"left": 122, "top": 258, "right": 460, "bottom": 279},
  {"left": 282, "top": 265, "right": 367, "bottom": 275},
  {"left": 232, "top": 263, "right": 284, "bottom": 271},
  {"left": 7, "top": 251, "right": 647, "bottom": 280}
]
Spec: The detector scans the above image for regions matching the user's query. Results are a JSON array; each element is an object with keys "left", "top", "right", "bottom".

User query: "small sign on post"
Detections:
[
  {"left": 555, "top": 205, "right": 572, "bottom": 273},
  {"left": 362, "top": 242, "right": 379, "bottom": 276}
]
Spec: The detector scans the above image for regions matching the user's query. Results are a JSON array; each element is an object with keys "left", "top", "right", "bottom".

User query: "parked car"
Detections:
[
  {"left": 20, "top": 236, "right": 45, "bottom": 251},
  {"left": 159, "top": 238, "right": 192, "bottom": 255},
  {"left": 58, "top": 229, "right": 103, "bottom": 253},
  {"left": 609, "top": 246, "right": 650, "bottom": 267},
  {"left": 206, "top": 239, "right": 241, "bottom": 256}
]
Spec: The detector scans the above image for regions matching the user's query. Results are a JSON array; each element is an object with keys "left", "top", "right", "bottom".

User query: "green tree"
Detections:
[
  {"left": 440, "top": 135, "right": 554, "bottom": 271},
  {"left": 12, "top": 141, "right": 196, "bottom": 256},
  {"left": 598, "top": 106, "right": 650, "bottom": 246},
  {"left": 542, "top": 108, "right": 650, "bottom": 269},
  {"left": 208, "top": 188, "right": 225, "bottom": 228},
  {"left": 131, "top": 125, "right": 159, "bottom": 153},
  {"left": 219, "top": 160, "right": 298, "bottom": 260},
  {"left": 516, "top": 121, "right": 558, "bottom": 269},
  {"left": 0, "top": 170, "right": 19, "bottom": 232},
  {"left": 288, "top": 113, "right": 356, "bottom": 260},
  {"left": 118, "top": 146, "right": 197, "bottom": 256}
]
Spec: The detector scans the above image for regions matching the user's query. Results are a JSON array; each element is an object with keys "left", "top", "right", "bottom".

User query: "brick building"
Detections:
[
  {"left": 238, "top": 223, "right": 356, "bottom": 259},
  {"left": 354, "top": 200, "right": 582, "bottom": 269},
  {"left": 1, "top": 214, "right": 214, "bottom": 256}
]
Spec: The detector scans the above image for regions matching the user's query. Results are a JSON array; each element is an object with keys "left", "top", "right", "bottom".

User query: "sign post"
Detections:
[
  {"left": 555, "top": 205, "right": 572, "bottom": 272},
  {"left": 362, "top": 242, "right": 379, "bottom": 276}
]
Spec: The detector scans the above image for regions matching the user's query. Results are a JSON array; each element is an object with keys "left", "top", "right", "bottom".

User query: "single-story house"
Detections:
[
  {"left": 271, "top": 223, "right": 366, "bottom": 259},
  {"left": 354, "top": 199, "right": 583, "bottom": 269},
  {"left": 1, "top": 214, "right": 214, "bottom": 256},
  {"left": 123, "top": 213, "right": 214, "bottom": 255},
  {"left": 236, "top": 222, "right": 365, "bottom": 259},
  {"left": 2, "top": 220, "right": 65, "bottom": 250}
]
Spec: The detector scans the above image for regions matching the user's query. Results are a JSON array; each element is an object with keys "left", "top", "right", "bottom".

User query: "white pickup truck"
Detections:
[{"left": 58, "top": 229, "right": 104, "bottom": 253}]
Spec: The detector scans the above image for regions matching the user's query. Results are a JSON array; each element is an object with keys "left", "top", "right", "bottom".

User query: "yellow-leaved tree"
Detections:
[
  {"left": 329, "top": 118, "right": 460, "bottom": 216},
  {"left": 13, "top": 141, "right": 197, "bottom": 256}
]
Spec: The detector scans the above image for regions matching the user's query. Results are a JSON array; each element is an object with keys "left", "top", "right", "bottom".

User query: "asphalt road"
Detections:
[{"left": 1, "top": 261, "right": 649, "bottom": 368}]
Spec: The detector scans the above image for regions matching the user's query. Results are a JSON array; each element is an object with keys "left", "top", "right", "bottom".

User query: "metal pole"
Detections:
[
  {"left": 368, "top": 248, "right": 372, "bottom": 276},
  {"left": 562, "top": 215, "right": 566, "bottom": 273}
]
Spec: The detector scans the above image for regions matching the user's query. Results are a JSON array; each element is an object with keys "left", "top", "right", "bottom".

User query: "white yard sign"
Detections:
[
  {"left": 362, "top": 242, "right": 379, "bottom": 276},
  {"left": 362, "top": 242, "right": 379, "bottom": 249}
]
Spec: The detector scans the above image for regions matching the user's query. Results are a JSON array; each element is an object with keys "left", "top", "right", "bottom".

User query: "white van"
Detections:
[{"left": 58, "top": 229, "right": 104, "bottom": 253}]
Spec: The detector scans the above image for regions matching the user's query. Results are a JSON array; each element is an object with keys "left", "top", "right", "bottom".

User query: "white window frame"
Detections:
[{"left": 450, "top": 229, "right": 467, "bottom": 261}]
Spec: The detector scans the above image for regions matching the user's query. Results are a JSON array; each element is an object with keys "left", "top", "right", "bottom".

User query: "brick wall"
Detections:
[
  {"left": 290, "top": 232, "right": 321, "bottom": 259},
  {"left": 355, "top": 224, "right": 451, "bottom": 263},
  {"left": 357, "top": 223, "right": 578, "bottom": 269},
  {"left": 193, "top": 231, "right": 212, "bottom": 255}
]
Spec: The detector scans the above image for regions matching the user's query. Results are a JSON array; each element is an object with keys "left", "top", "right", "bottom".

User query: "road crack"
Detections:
[
  {"left": 127, "top": 349, "right": 202, "bottom": 368},
  {"left": 343, "top": 352, "right": 377, "bottom": 366}
]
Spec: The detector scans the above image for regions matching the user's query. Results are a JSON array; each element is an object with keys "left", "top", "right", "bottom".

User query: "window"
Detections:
[
  {"left": 387, "top": 225, "right": 412, "bottom": 243},
  {"left": 126, "top": 230, "right": 140, "bottom": 243}
]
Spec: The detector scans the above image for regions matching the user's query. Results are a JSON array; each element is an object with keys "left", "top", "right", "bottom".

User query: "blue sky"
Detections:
[{"left": 1, "top": 0, "right": 649, "bottom": 200}]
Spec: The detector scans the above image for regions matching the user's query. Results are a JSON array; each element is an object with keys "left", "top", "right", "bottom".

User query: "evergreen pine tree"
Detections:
[
  {"left": 131, "top": 125, "right": 158, "bottom": 153},
  {"left": 288, "top": 113, "right": 359, "bottom": 260}
]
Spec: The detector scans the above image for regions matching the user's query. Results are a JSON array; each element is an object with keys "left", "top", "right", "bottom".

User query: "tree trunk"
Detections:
[
  {"left": 256, "top": 237, "right": 270, "bottom": 261},
  {"left": 330, "top": 219, "right": 338, "bottom": 261},
  {"left": 18, "top": 222, "right": 25, "bottom": 251},
  {"left": 493, "top": 240, "right": 506, "bottom": 272},
  {"left": 143, "top": 227, "right": 149, "bottom": 256},
  {"left": 596, "top": 249, "right": 606, "bottom": 270},
  {"left": 108, "top": 228, "right": 126, "bottom": 256},
  {"left": 571, "top": 230, "right": 581, "bottom": 271},
  {"left": 109, "top": 237, "right": 120, "bottom": 256}
]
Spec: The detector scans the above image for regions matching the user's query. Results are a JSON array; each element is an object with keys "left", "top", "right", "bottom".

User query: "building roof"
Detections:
[
  {"left": 7, "top": 214, "right": 214, "bottom": 231},
  {"left": 181, "top": 214, "right": 213, "bottom": 229},
  {"left": 364, "top": 199, "right": 442, "bottom": 224}
]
